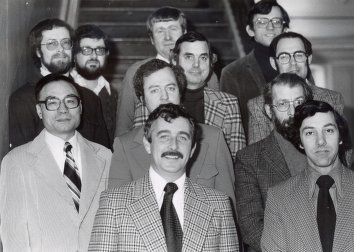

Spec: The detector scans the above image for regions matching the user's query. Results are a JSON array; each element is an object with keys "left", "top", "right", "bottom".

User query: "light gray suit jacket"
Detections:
[
  {"left": 262, "top": 166, "right": 354, "bottom": 252},
  {"left": 89, "top": 174, "right": 239, "bottom": 251},
  {"left": 0, "top": 130, "right": 112, "bottom": 252}
]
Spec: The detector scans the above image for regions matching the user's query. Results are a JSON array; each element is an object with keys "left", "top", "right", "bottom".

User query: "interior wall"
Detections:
[{"left": 0, "top": 0, "right": 63, "bottom": 159}]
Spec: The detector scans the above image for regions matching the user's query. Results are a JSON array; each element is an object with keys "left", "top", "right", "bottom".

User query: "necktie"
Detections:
[
  {"left": 316, "top": 175, "right": 336, "bottom": 252},
  {"left": 160, "top": 182, "right": 183, "bottom": 252},
  {"left": 63, "top": 142, "right": 81, "bottom": 212}
]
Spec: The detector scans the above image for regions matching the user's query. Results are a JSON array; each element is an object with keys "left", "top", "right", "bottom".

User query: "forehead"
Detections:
[
  {"left": 150, "top": 116, "right": 191, "bottom": 136},
  {"left": 179, "top": 41, "right": 209, "bottom": 55},
  {"left": 276, "top": 38, "right": 305, "bottom": 54},
  {"left": 41, "top": 27, "right": 70, "bottom": 41},
  {"left": 253, "top": 6, "right": 282, "bottom": 20},
  {"left": 272, "top": 84, "right": 304, "bottom": 101},
  {"left": 79, "top": 38, "right": 105, "bottom": 47},
  {"left": 301, "top": 112, "right": 337, "bottom": 130},
  {"left": 152, "top": 19, "right": 182, "bottom": 30},
  {"left": 40, "top": 80, "right": 78, "bottom": 99},
  {"left": 144, "top": 67, "right": 178, "bottom": 88}
]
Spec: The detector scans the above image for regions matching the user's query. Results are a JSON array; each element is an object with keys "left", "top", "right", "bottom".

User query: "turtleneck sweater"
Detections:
[{"left": 253, "top": 42, "right": 278, "bottom": 83}]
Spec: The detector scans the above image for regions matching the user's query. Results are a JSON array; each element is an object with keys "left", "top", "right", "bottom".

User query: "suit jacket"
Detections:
[
  {"left": 109, "top": 124, "right": 237, "bottom": 211},
  {"left": 115, "top": 58, "right": 220, "bottom": 136},
  {"left": 0, "top": 130, "right": 112, "bottom": 252},
  {"left": 9, "top": 70, "right": 110, "bottom": 149},
  {"left": 234, "top": 132, "right": 309, "bottom": 252},
  {"left": 220, "top": 51, "right": 265, "bottom": 139},
  {"left": 261, "top": 166, "right": 354, "bottom": 252},
  {"left": 247, "top": 84, "right": 345, "bottom": 144},
  {"left": 89, "top": 174, "right": 239, "bottom": 252}
]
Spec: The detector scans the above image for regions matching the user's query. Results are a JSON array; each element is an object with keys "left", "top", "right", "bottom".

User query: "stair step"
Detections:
[
  {"left": 79, "top": 8, "right": 226, "bottom": 23},
  {"left": 80, "top": 0, "right": 222, "bottom": 8}
]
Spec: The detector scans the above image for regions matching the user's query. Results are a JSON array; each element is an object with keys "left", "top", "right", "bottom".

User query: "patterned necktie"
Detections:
[
  {"left": 63, "top": 142, "right": 81, "bottom": 212},
  {"left": 160, "top": 182, "right": 183, "bottom": 252},
  {"left": 316, "top": 175, "right": 336, "bottom": 252}
]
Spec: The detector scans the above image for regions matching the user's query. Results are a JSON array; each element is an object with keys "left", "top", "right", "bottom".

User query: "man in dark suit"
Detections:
[
  {"left": 234, "top": 73, "right": 313, "bottom": 252},
  {"left": 9, "top": 18, "right": 109, "bottom": 149},
  {"left": 0, "top": 74, "right": 111, "bottom": 251},
  {"left": 248, "top": 31, "right": 345, "bottom": 144},
  {"left": 90, "top": 103, "right": 239, "bottom": 251},
  {"left": 109, "top": 59, "right": 236, "bottom": 211},
  {"left": 262, "top": 100, "right": 353, "bottom": 251}
]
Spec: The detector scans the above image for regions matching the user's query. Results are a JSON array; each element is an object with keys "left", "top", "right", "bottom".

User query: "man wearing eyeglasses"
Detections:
[
  {"left": 71, "top": 24, "right": 118, "bottom": 148},
  {"left": 220, "top": 0, "right": 290, "bottom": 141},
  {"left": 234, "top": 73, "right": 313, "bottom": 252},
  {"left": 9, "top": 19, "right": 110, "bottom": 150},
  {"left": 0, "top": 74, "right": 111, "bottom": 251},
  {"left": 248, "top": 32, "right": 345, "bottom": 144}
]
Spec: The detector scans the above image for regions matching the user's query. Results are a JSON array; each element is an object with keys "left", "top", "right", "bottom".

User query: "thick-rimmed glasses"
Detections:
[
  {"left": 41, "top": 38, "right": 73, "bottom": 51},
  {"left": 271, "top": 98, "right": 305, "bottom": 112},
  {"left": 276, "top": 51, "right": 308, "bottom": 64},
  {"left": 255, "top": 17, "right": 284, "bottom": 28},
  {"left": 80, "top": 47, "right": 107, "bottom": 56},
  {"left": 38, "top": 95, "right": 80, "bottom": 111}
]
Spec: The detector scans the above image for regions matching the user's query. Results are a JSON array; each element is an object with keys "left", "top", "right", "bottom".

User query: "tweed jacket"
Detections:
[
  {"left": 109, "top": 124, "right": 236, "bottom": 210},
  {"left": 247, "top": 84, "right": 345, "bottom": 144},
  {"left": 220, "top": 50, "right": 265, "bottom": 139},
  {"left": 0, "top": 130, "right": 112, "bottom": 252},
  {"left": 115, "top": 58, "right": 220, "bottom": 136},
  {"left": 132, "top": 87, "right": 246, "bottom": 161},
  {"left": 89, "top": 174, "right": 239, "bottom": 252},
  {"left": 261, "top": 166, "right": 354, "bottom": 252},
  {"left": 234, "top": 132, "right": 308, "bottom": 252}
]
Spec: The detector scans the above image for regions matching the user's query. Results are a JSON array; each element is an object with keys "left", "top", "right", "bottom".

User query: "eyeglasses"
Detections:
[
  {"left": 255, "top": 17, "right": 284, "bottom": 28},
  {"left": 276, "top": 51, "right": 308, "bottom": 64},
  {"left": 41, "top": 38, "right": 73, "bottom": 51},
  {"left": 271, "top": 98, "right": 305, "bottom": 112},
  {"left": 80, "top": 47, "right": 107, "bottom": 56},
  {"left": 38, "top": 95, "right": 80, "bottom": 111}
]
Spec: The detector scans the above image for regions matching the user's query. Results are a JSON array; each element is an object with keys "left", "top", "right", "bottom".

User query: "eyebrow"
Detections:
[{"left": 301, "top": 123, "right": 337, "bottom": 131}]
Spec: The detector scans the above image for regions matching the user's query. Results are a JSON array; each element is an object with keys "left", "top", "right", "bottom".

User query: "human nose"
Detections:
[
  {"left": 160, "top": 88, "right": 169, "bottom": 100},
  {"left": 266, "top": 20, "right": 274, "bottom": 30},
  {"left": 169, "top": 137, "right": 178, "bottom": 150},
  {"left": 317, "top": 132, "right": 327, "bottom": 146},
  {"left": 193, "top": 58, "right": 200, "bottom": 67},
  {"left": 90, "top": 50, "right": 98, "bottom": 59},
  {"left": 164, "top": 30, "right": 171, "bottom": 40},
  {"left": 57, "top": 100, "right": 69, "bottom": 113},
  {"left": 287, "top": 102, "right": 295, "bottom": 116}
]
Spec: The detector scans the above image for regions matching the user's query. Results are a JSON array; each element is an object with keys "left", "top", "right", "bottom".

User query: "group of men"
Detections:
[{"left": 0, "top": 1, "right": 353, "bottom": 252}]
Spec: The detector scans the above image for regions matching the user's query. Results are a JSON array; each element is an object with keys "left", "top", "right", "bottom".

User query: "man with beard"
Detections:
[
  {"left": 234, "top": 73, "right": 313, "bottom": 252},
  {"left": 72, "top": 24, "right": 118, "bottom": 148},
  {"left": 9, "top": 19, "right": 110, "bottom": 149}
]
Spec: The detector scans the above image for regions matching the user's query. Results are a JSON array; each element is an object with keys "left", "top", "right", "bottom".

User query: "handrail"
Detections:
[
  {"left": 60, "top": 0, "right": 81, "bottom": 28},
  {"left": 223, "top": 0, "right": 246, "bottom": 58}
]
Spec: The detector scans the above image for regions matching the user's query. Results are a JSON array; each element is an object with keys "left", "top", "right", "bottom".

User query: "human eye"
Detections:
[
  {"left": 46, "top": 98, "right": 59, "bottom": 109},
  {"left": 178, "top": 134, "right": 189, "bottom": 142},
  {"left": 159, "top": 134, "right": 170, "bottom": 141},
  {"left": 96, "top": 47, "right": 106, "bottom": 55},
  {"left": 271, "top": 18, "right": 282, "bottom": 25},
  {"left": 200, "top": 55, "right": 209, "bottom": 62},
  {"left": 166, "top": 85, "right": 177, "bottom": 92},
  {"left": 256, "top": 18, "right": 267, "bottom": 26},
  {"left": 294, "top": 98, "right": 305, "bottom": 107},
  {"left": 294, "top": 51, "right": 307, "bottom": 61},
  {"left": 65, "top": 96, "right": 78, "bottom": 105},
  {"left": 81, "top": 47, "right": 92, "bottom": 55},
  {"left": 184, "top": 55, "right": 194, "bottom": 61},
  {"left": 149, "top": 87, "right": 160, "bottom": 94},
  {"left": 325, "top": 127, "right": 336, "bottom": 134},
  {"left": 304, "top": 130, "right": 315, "bottom": 136},
  {"left": 278, "top": 53, "right": 290, "bottom": 62}
]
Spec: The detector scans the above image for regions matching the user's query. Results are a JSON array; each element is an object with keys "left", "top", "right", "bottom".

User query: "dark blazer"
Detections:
[
  {"left": 9, "top": 71, "right": 110, "bottom": 149},
  {"left": 262, "top": 166, "right": 354, "bottom": 252},
  {"left": 220, "top": 51, "right": 265, "bottom": 138},
  {"left": 109, "top": 124, "right": 237, "bottom": 211},
  {"left": 89, "top": 174, "right": 239, "bottom": 252}
]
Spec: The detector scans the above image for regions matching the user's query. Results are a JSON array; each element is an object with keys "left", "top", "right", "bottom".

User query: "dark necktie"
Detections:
[
  {"left": 63, "top": 142, "right": 81, "bottom": 212},
  {"left": 316, "top": 175, "right": 336, "bottom": 252},
  {"left": 160, "top": 182, "right": 183, "bottom": 252}
]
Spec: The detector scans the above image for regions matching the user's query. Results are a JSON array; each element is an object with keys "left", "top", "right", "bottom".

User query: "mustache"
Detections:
[
  {"left": 161, "top": 151, "right": 183, "bottom": 159},
  {"left": 52, "top": 52, "right": 69, "bottom": 59}
]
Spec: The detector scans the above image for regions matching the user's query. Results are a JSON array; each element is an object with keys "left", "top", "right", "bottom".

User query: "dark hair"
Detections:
[
  {"left": 35, "top": 74, "right": 80, "bottom": 101},
  {"left": 73, "top": 24, "right": 110, "bottom": 55},
  {"left": 133, "top": 59, "right": 187, "bottom": 100},
  {"left": 270, "top": 31, "right": 312, "bottom": 58},
  {"left": 146, "top": 6, "right": 187, "bottom": 38},
  {"left": 291, "top": 100, "right": 352, "bottom": 167},
  {"left": 247, "top": 0, "right": 290, "bottom": 30},
  {"left": 29, "top": 19, "right": 74, "bottom": 69},
  {"left": 144, "top": 103, "right": 197, "bottom": 147},
  {"left": 263, "top": 73, "right": 313, "bottom": 106}
]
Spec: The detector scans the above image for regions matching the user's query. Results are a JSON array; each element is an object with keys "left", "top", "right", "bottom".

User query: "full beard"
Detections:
[
  {"left": 43, "top": 54, "right": 72, "bottom": 74},
  {"left": 76, "top": 63, "right": 103, "bottom": 80},
  {"left": 273, "top": 115, "right": 294, "bottom": 141}
]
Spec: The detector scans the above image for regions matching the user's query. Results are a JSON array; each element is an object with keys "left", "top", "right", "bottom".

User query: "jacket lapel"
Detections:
[
  {"left": 246, "top": 51, "right": 266, "bottom": 91},
  {"left": 127, "top": 175, "right": 167, "bottom": 252},
  {"left": 131, "top": 128, "right": 151, "bottom": 173},
  {"left": 203, "top": 89, "right": 225, "bottom": 129}
]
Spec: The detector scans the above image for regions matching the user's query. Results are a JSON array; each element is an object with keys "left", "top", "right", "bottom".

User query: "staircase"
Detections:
[{"left": 78, "top": 0, "right": 243, "bottom": 93}]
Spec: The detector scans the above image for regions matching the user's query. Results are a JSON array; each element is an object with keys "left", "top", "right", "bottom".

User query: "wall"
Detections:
[{"left": 0, "top": 0, "right": 63, "bottom": 159}]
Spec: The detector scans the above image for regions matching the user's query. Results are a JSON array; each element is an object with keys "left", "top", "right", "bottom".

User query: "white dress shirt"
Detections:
[{"left": 70, "top": 68, "right": 111, "bottom": 95}]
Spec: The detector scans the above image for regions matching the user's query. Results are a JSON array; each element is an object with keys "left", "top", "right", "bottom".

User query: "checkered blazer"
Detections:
[
  {"left": 89, "top": 174, "right": 239, "bottom": 252},
  {"left": 247, "top": 85, "right": 345, "bottom": 144},
  {"left": 133, "top": 88, "right": 246, "bottom": 161},
  {"left": 262, "top": 166, "right": 354, "bottom": 252}
]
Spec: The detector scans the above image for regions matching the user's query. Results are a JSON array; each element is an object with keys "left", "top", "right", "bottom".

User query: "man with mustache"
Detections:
[
  {"left": 9, "top": 19, "right": 110, "bottom": 149},
  {"left": 90, "top": 103, "right": 239, "bottom": 251},
  {"left": 234, "top": 73, "right": 313, "bottom": 252},
  {"left": 71, "top": 24, "right": 118, "bottom": 148}
]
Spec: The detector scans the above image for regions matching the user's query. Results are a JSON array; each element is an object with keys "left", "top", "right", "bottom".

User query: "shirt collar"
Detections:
[
  {"left": 45, "top": 129, "right": 78, "bottom": 152},
  {"left": 40, "top": 65, "right": 70, "bottom": 77},
  {"left": 156, "top": 54, "right": 169, "bottom": 63},
  {"left": 70, "top": 68, "right": 111, "bottom": 95}
]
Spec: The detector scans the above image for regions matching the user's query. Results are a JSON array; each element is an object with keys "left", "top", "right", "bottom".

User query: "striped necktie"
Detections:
[{"left": 63, "top": 142, "right": 81, "bottom": 212}]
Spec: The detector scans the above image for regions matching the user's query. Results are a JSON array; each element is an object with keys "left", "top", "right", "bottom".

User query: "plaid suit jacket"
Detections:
[
  {"left": 89, "top": 175, "right": 239, "bottom": 252},
  {"left": 247, "top": 85, "right": 345, "bottom": 144},
  {"left": 262, "top": 166, "right": 354, "bottom": 252},
  {"left": 133, "top": 88, "right": 246, "bottom": 161}
]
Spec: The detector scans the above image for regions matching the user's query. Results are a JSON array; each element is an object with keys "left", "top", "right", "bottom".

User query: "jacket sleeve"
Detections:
[{"left": 247, "top": 98, "right": 272, "bottom": 144}]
